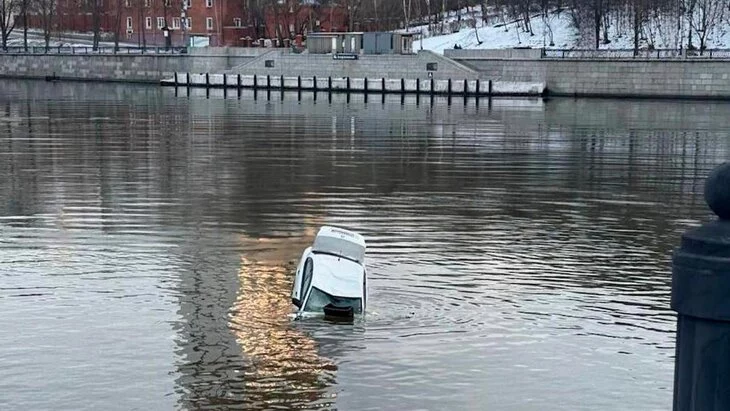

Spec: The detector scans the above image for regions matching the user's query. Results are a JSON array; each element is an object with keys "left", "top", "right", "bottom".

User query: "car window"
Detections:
[{"left": 301, "top": 257, "right": 313, "bottom": 302}]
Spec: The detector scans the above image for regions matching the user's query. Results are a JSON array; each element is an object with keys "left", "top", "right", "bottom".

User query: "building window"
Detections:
[
  {"left": 172, "top": 17, "right": 180, "bottom": 29},
  {"left": 184, "top": 17, "right": 191, "bottom": 30},
  {"left": 183, "top": 0, "right": 191, "bottom": 8},
  {"left": 143, "top": 0, "right": 149, "bottom": 7},
  {"left": 164, "top": 0, "right": 170, "bottom": 5},
  {"left": 205, "top": 0, "right": 212, "bottom": 7},
  {"left": 233, "top": 18, "right": 241, "bottom": 27},
  {"left": 157, "top": 17, "right": 165, "bottom": 29},
  {"left": 124, "top": 0, "right": 130, "bottom": 6},
  {"left": 145, "top": 17, "right": 152, "bottom": 29},
  {"left": 126, "top": 17, "right": 133, "bottom": 30},
  {"left": 206, "top": 17, "right": 213, "bottom": 30},
  {"left": 289, "top": 23, "right": 294, "bottom": 33}
]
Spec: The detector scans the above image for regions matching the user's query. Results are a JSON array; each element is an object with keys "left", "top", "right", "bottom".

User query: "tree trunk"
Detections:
[
  {"left": 633, "top": 1, "right": 640, "bottom": 56},
  {"left": 22, "top": 0, "right": 27, "bottom": 52},
  {"left": 594, "top": 0, "right": 601, "bottom": 49}
]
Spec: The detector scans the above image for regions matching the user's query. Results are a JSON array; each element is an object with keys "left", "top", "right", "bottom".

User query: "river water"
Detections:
[{"left": 0, "top": 80, "right": 727, "bottom": 410}]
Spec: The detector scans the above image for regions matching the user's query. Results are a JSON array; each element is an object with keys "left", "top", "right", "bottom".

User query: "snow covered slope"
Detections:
[{"left": 417, "top": 9, "right": 730, "bottom": 54}]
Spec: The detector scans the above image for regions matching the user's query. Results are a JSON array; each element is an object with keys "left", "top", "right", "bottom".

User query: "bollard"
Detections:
[{"left": 672, "top": 162, "right": 730, "bottom": 411}]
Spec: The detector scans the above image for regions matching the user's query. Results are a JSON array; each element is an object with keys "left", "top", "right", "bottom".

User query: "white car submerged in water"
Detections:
[{"left": 292, "top": 226, "right": 367, "bottom": 318}]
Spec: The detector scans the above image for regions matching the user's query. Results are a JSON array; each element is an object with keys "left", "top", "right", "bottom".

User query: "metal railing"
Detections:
[
  {"left": 542, "top": 48, "right": 730, "bottom": 59},
  {"left": 0, "top": 46, "right": 188, "bottom": 55}
]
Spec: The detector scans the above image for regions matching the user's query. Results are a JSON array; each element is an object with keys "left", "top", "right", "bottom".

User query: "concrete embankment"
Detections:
[
  {"left": 0, "top": 48, "right": 265, "bottom": 83},
  {"left": 447, "top": 49, "right": 730, "bottom": 99},
  {"left": 4, "top": 46, "right": 729, "bottom": 99}
]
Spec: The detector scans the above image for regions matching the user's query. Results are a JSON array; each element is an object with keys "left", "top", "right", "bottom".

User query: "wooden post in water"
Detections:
[
  {"left": 672, "top": 162, "right": 730, "bottom": 411},
  {"left": 205, "top": 73, "right": 210, "bottom": 89},
  {"left": 174, "top": 72, "right": 178, "bottom": 86}
]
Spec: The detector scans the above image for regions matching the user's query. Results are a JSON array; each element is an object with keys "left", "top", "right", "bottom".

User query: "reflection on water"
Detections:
[{"left": 0, "top": 80, "right": 728, "bottom": 410}]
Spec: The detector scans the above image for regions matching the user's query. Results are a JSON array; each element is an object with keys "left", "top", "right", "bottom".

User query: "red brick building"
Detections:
[{"left": 26, "top": 0, "right": 349, "bottom": 47}]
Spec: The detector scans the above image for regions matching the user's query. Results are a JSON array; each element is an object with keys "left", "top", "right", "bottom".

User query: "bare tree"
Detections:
[
  {"left": 688, "top": 0, "right": 725, "bottom": 53},
  {"left": 0, "top": 0, "right": 18, "bottom": 49},
  {"left": 34, "top": 0, "right": 56, "bottom": 50}
]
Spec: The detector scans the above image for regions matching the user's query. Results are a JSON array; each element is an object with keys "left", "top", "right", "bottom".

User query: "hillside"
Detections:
[{"left": 413, "top": 9, "right": 730, "bottom": 54}]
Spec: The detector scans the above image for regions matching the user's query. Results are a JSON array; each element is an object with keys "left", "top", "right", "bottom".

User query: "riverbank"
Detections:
[{"left": 2, "top": 47, "right": 730, "bottom": 99}]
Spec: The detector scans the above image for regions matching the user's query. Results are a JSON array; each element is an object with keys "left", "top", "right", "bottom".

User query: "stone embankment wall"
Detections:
[
  {"left": 447, "top": 49, "right": 730, "bottom": 99},
  {"left": 0, "top": 48, "right": 264, "bottom": 83},
  {"left": 229, "top": 50, "right": 480, "bottom": 80}
]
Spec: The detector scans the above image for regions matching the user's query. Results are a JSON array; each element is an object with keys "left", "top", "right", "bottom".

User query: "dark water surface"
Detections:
[{"left": 0, "top": 80, "right": 728, "bottom": 410}]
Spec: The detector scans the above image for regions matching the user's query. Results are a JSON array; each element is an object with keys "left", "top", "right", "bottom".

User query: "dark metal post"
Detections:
[
  {"left": 448, "top": 78, "right": 452, "bottom": 96},
  {"left": 298, "top": 75, "right": 301, "bottom": 90},
  {"left": 267, "top": 74, "right": 271, "bottom": 89},
  {"left": 280, "top": 75, "right": 284, "bottom": 90},
  {"left": 237, "top": 74, "right": 241, "bottom": 88},
  {"left": 401, "top": 78, "right": 405, "bottom": 93},
  {"left": 346, "top": 77, "right": 351, "bottom": 92},
  {"left": 313, "top": 76, "right": 317, "bottom": 91},
  {"left": 382, "top": 77, "right": 385, "bottom": 93},
  {"left": 431, "top": 77, "right": 434, "bottom": 96},
  {"left": 205, "top": 73, "right": 210, "bottom": 88},
  {"left": 328, "top": 76, "right": 332, "bottom": 92},
  {"left": 672, "top": 162, "right": 730, "bottom": 411},
  {"left": 223, "top": 74, "right": 227, "bottom": 88},
  {"left": 476, "top": 79, "right": 481, "bottom": 96},
  {"left": 488, "top": 80, "right": 493, "bottom": 96},
  {"left": 464, "top": 79, "right": 468, "bottom": 95},
  {"left": 416, "top": 78, "right": 420, "bottom": 94},
  {"left": 253, "top": 75, "right": 258, "bottom": 89},
  {"left": 364, "top": 77, "right": 368, "bottom": 93},
  {"left": 174, "top": 72, "right": 178, "bottom": 86}
]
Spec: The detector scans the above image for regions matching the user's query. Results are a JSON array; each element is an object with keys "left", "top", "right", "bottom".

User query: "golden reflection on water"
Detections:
[{"left": 229, "top": 232, "right": 337, "bottom": 408}]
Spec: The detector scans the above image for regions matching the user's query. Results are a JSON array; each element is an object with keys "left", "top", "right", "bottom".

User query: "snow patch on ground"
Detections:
[{"left": 419, "top": 12, "right": 578, "bottom": 54}]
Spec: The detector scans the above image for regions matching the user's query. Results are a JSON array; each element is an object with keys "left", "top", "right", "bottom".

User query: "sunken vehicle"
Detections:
[{"left": 291, "top": 226, "right": 367, "bottom": 318}]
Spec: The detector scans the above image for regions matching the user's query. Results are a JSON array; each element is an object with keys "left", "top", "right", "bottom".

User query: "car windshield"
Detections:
[{"left": 304, "top": 287, "right": 362, "bottom": 313}]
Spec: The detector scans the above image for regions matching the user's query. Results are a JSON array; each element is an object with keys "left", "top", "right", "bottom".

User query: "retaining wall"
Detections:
[
  {"left": 0, "top": 48, "right": 265, "bottom": 82},
  {"left": 448, "top": 49, "right": 730, "bottom": 98},
  {"left": 230, "top": 49, "right": 480, "bottom": 80}
]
